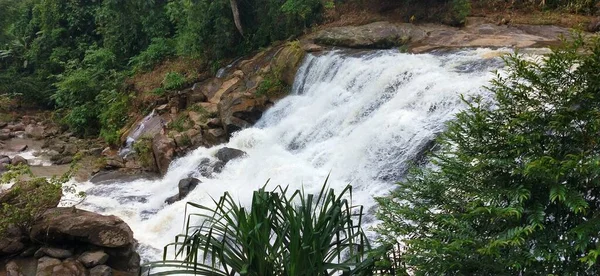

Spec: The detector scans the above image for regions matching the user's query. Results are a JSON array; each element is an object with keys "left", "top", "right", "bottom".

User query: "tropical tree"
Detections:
[
  {"left": 144, "top": 182, "right": 377, "bottom": 275},
  {"left": 376, "top": 36, "right": 600, "bottom": 274}
]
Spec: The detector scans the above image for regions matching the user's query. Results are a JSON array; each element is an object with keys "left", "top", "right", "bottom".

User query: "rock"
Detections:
[
  {"left": 90, "top": 265, "right": 112, "bottom": 276},
  {"left": 104, "top": 246, "right": 140, "bottom": 273},
  {"left": 9, "top": 123, "right": 25, "bottom": 132},
  {"left": 196, "top": 158, "right": 225, "bottom": 178},
  {"left": 36, "top": 257, "right": 62, "bottom": 276},
  {"left": 0, "top": 155, "right": 10, "bottom": 164},
  {"left": 51, "top": 259, "right": 87, "bottom": 276},
  {"left": 105, "top": 156, "right": 124, "bottom": 169},
  {"left": 20, "top": 246, "right": 38, "bottom": 257},
  {"left": 6, "top": 260, "right": 23, "bottom": 276},
  {"left": 0, "top": 132, "right": 13, "bottom": 140},
  {"left": 588, "top": 17, "right": 600, "bottom": 32},
  {"left": 90, "top": 170, "right": 158, "bottom": 185},
  {"left": 273, "top": 44, "right": 306, "bottom": 86},
  {"left": 208, "top": 77, "right": 241, "bottom": 104},
  {"left": 188, "top": 111, "right": 207, "bottom": 126},
  {"left": 25, "top": 124, "right": 45, "bottom": 139},
  {"left": 10, "top": 155, "right": 27, "bottom": 166},
  {"left": 302, "top": 43, "right": 323, "bottom": 52},
  {"left": 204, "top": 128, "right": 227, "bottom": 146},
  {"left": 30, "top": 208, "right": 135, "bottom": 248},
  {"left": 63, "top": 144, "right": 78, "bottom": 155},
  {"left": 215, "top": 147, "right": 246, "bottom": 164},
  {"left": 218, "top": 92, "right": 269, "bottom": 135},
  {"left": 165, "top": 177, "right": 201, "bottom": 204},
  {"left": 10, "top": 144, "right": 28, "bottom": 152},
  {"left": 152, "top": 133, "right": 175, "bottom": 175},
  {"left": 312, "top": 22, "right": 427, "bottom": 49},
  {"left": 78, "top": 250, "right": 109, "bottom": 268},
  {"left": 0, "top": 225, "right": 26, "bottom": 256},
  {"left": 206, "top": 118, "right": 221, "bottom": 128},
  {"left": 34, "top": 247, "right": 73, "bottom": 259},
  {"left": 55, "top": 156, "right": 73, "bottom": 165}
]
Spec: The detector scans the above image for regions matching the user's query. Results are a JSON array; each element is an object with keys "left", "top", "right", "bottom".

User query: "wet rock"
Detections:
[
  {"left": 6, "top": 260, "right": 23, "bottom": 276},
  {"left": 51, "top": 259, "right": 87, "bottom": 276},
  {"left": 30, "top": 208, "right": 135, "bottom": 248},
  {"left": 55, "top": 156, "right": 73, "bottom": 165},
  {"left": 152, "top": 133, "right": 175, "bottom": 175},
  {"left": 104, "top": 245, "right": 140, "bottom": 273},
  {"left": 216, "top": 147, "right": 246, "bottom": 164},
  {"left": 0, "top": 155, "right": 10, "bottom": 164},
  {"left": 34, "top": 247, "right": 73, "bottom": 259},
  {"left": 204, "top": 128, "right": 227, "bottom": 146},
  {"left": 0, "top": 225, "right": 26, "bottom": 256},
  {"left": 36, "top": 256, "right": 62, "bottom": 276},
  {"left": 196, "top": 158, "right": 225, "bottom": 178},
  {"left": 25, "top": 124, "right": 45, "bottom": 139},
  {"left": 90, "top": 265, "right": 112, "bottom": 276},
  {"left": 0, "top": 132, "right": 13, "bottom": 140},
  {"left": 165, "top": 177, "right": 201, "bottom": 204},
  {"left": 78, "top": 250, "right": 109, "bottom": 268},
  {"left": 105, "top": 156, "right": 125, "bottom": 169},
  {"left": 20, "top": 246, "right": 38, "bottom": 257},
  {"left": 218, "top": 92, "right": 269, "bottom": 135},
  {"left": 11, "top": 144, "right": 28, "bottom": 152},
  {"left": 90, "top": 170, "right": 157, "bottom": 185},
  {"left": 11, "top": 155, "right": 28, "bottom": 166}
]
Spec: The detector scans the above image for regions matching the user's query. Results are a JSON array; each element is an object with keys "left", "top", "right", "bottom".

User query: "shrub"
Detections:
[
  {"left": 129, "top": 38, "right": 177, "bottom": 73},
  {"left": 376, "top": 36, "right": 600, "bottom": 274},
  {"left": 162, "top": 72, "right": 186, "bottom": 90},
  {"left": 144, "top": 182, "right": 377, "bottom": 275},
  {"left": 132, "top": 137, "right": 155, "bottom": 169},
  {"left": 98, "top": 90, "right": 130, "bottom": 146}
]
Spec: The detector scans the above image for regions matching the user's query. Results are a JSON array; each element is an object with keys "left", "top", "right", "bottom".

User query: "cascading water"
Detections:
[
  {"left": 119, "top": 110, "right": 164, "bottom": 157},
  {"left": 72, "top": 48, "right": 508, "bottom": 263}
]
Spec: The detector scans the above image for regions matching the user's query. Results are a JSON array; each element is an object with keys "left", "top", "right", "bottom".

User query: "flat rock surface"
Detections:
[{"left": 309, "top": 18, "right": 580, "bottom": 52}]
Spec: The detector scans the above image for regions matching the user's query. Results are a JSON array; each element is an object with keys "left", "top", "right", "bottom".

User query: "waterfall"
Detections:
[{"left": 72, "top": 48, "right": 506, "bottom": 262}]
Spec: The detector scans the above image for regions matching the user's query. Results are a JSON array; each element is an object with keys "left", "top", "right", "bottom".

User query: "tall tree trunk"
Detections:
[{"left": 230, "top": 0, "right": 244, "bottom": 36}]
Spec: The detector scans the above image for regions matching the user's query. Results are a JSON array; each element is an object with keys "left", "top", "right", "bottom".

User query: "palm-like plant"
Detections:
[{"left": 143, "top": 180, "right": 375, "bottom": 275}]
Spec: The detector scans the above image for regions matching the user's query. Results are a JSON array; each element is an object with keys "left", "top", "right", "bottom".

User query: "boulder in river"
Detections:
[
  {"left": 215, "top": 147, "right": 247, "bottom": 164},
  {"left": 10, "top": 155, "right": 28, "bottom": 166},
  {"left": 30, "top": 208, "right": 134, "bottom": 248},
  {"left": 165, "top": 177, "right": 202, "bottom": 204}
]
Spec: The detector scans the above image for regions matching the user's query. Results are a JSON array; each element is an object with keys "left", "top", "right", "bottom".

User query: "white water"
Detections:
[{"left": 73, "top": 48, "right": 508, "bottom": 263}]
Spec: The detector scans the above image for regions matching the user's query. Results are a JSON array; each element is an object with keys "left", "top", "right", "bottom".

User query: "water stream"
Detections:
[{"left": 72, "top": 48, "right": 508, "bottom": 262}]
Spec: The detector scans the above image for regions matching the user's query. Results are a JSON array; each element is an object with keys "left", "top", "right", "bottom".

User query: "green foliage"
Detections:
[
  {"left": 376, "top": 36, "right": 600, "bottom": 274},
  {"left": 144, "top": 181, "right": 377, "bottom": 275},
  {"left": 451, "top": 0, "right": 471, "bottom": 25},
  {"left": 0, "top": 164, "right": 83, "bottom": 235},
  {"left": 256, "top": 74, "right": 288, "bottom": 98},
  {"left": 162, "top": 71, "right": 187, "bottom": 90},
  {"left": 169, "top": 115, "right": 191, "bottom": 132},
  {"left": 129, "top": 38, "right": 176, "bottom": 72},
  {"left": 132, "top": 136, "right": 155, "bottom": 169},
  {"left": 98, "top": 90, "right": 130, "bottom": 145}
]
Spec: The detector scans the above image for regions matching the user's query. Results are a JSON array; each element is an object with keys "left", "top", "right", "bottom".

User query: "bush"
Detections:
[
  {"left": 376, "top": 36, "right": 600, "bottom": 274},
  {"left": 129, "top": 38, "right": 176, "bottom": 73},
  {"left": 98, "top": 90, "right": 130, "bottom": 146},
  {"left": 162, "top": 71, "right": 186, "bottom": 90},
  {"left": 144, "top": 182, "right": 377, "bottom": 275}
]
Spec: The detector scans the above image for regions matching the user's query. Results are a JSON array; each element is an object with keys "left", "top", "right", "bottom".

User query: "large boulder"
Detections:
[
  {"left": 312, "top": 22, "right": 427, "bottom": 49},
  {"left": 30, "top": 208, "right": 135, "bottom": 248},
  {"left": 215, "top": 147, "right": 246, "bottom": 164},
  {"left": 165, "top": 177, "right": 201, "bottom": 204},
  {"left": 0, "top": 225, "right": 26, "bottom": 256},
  {"left": 152, "top": 133, "right": 175, "bottom": 175},
  {"left": 78, "top": 250, "right": 109, "bottom": 268}
]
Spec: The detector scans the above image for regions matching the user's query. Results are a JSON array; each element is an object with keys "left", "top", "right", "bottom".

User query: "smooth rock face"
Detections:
[
  {"left": 152, "top": 133, "right": 175, "bottom": 175},
  {"left": 30, "top": 208, "right": 134, "bottom": 248},
  {"left": 215, "top": 147, "right": 246, "bottom": 164},
  {"left": 312, "top": 22, "right": 427, "bottom": 48},
  {"left": 89, "top": 265, "right": 112, "bottom": 276},
  {"left": 78, "top": 250, "right": 109, "bottom": 268}
]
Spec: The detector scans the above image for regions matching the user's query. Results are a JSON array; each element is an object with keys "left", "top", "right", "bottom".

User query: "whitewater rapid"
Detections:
[{"left": 71, "top": 48, "right": 508, "bottom": 262}]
